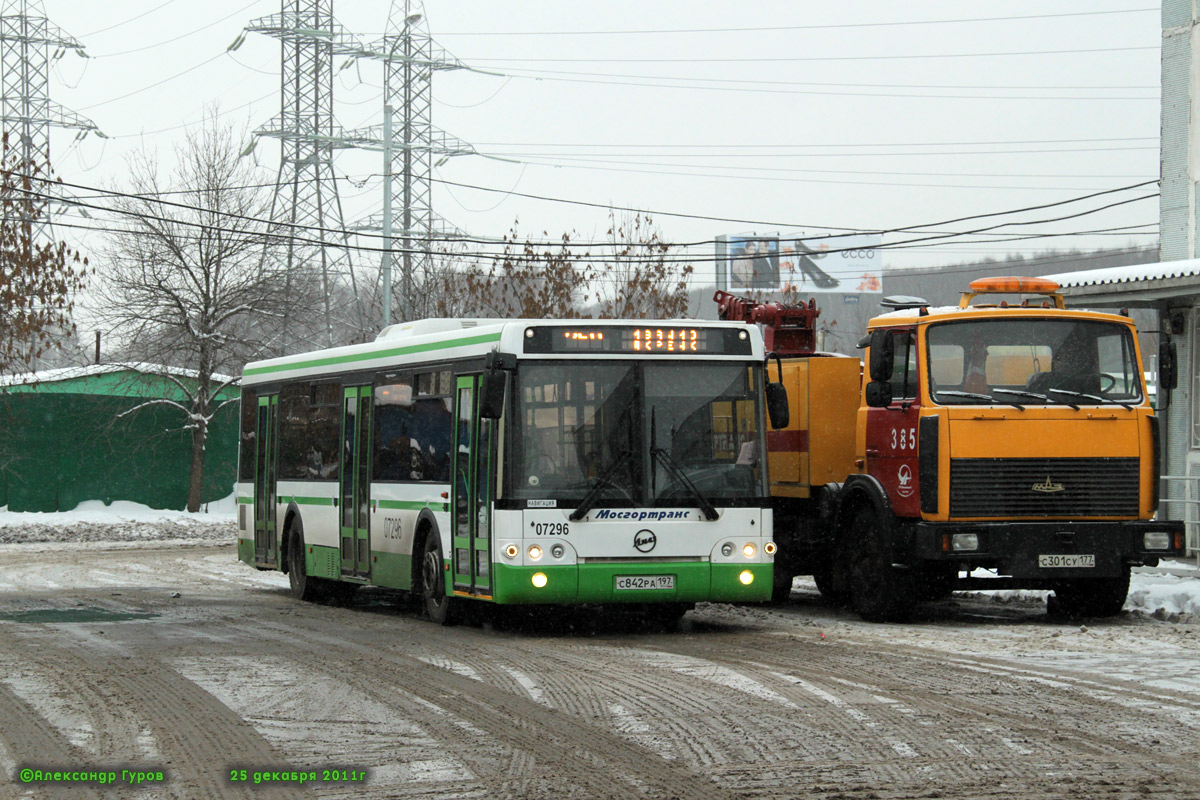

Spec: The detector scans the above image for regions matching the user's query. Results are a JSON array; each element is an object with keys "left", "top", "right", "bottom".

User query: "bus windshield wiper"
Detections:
[
  {"left": 651, "top": 446, "right": 719, "bottom": 521},
  {"left": 569, "top": 449, "right": 632, "bottom": 522},
  {"left": 1048, "top": 388, "right": 1135, "bottom": 410},
  {"left": 937, "top": 390, "right": 1024, "bottom": 410}
]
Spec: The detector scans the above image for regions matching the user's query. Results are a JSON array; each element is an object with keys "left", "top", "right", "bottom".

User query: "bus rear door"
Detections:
[
  {"left": 253, "top": 394, "right": 279, "bottom": 567},
  {"left": 340, "top": 386, "right": 372, "bottom": 579}
]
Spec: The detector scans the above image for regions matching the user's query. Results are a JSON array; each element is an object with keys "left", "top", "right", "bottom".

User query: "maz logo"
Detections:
[
  {"left": 1031, "top": 476, "right": 1066, "bottom": 494},
  {"left": 634, "top": 529, "right": 657, "bottom": 553}
]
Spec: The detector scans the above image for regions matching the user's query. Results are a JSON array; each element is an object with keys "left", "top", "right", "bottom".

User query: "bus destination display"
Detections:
[{"left": 524, "top": 325, "right": 752, "bottom": 355}]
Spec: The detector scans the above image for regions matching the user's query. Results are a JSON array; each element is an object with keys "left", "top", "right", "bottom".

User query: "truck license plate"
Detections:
[
  {"left": 615, "top": 575, "right": 675, "bottom": 590},
  {"left": 1038, "top": 554, "right": 1096, "bottom": 569}
]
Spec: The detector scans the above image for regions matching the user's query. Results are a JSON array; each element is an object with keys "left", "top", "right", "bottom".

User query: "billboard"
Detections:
[{"left": 717, "top": 233, "right": 882, "bottom": 294}]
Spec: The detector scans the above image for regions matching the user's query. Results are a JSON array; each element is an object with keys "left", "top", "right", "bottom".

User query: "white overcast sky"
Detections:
[{"left": 40, "top": 0, "right": 1161, "bottom": 281}]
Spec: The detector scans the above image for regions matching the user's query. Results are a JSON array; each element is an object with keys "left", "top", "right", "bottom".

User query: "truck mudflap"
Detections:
[{"left": 911, "top": 520, "right": 1185, "bottom": 579}]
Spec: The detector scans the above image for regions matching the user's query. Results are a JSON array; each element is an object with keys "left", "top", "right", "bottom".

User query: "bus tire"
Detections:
[
  {"left": 420, "top": 532, "right": 458, "bottom": 626},
  {"left": 1049, "top": 567, "right": 1130, "bottom": 618},
  {"left": 287, "top": 519, "right": 324, "bottom": 603},
  {"left": 847, "top": 505, "right": 916, "bottom": 623}
]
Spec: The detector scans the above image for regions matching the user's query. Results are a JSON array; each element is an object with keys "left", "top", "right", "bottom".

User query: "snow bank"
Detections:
[{"left": 0, "top": 495, "right": 236, "bottom": 544}]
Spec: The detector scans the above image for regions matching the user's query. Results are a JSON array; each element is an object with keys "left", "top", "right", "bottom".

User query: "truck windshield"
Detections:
[
  {"left": 509, "top": 361, "right": 768, "bottom": 506},
  {"left": 926, "top": 318, "right": 1143, "bottom": 406}
]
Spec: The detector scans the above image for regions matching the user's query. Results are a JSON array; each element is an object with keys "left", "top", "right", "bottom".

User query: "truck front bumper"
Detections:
[{"left": 911, "top": 519, "right": 1185, "bottom": 579}]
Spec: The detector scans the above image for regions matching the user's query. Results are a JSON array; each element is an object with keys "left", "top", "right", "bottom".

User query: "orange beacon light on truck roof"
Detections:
[{"left": 960, "top": 276, "right": 1065, "bottom": 308}]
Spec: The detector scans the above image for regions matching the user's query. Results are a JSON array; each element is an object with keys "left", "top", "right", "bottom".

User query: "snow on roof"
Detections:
[
  {"left": 0, "top": 362, "right": 236, "bottom": 389},
  {"left": 1042, "top": 258, "right": 1200, "bottom": 290}
]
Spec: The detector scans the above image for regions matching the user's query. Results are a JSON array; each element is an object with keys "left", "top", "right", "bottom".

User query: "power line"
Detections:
[{"left": 469, "top": 46, "right": 1157, "bottom": 65}]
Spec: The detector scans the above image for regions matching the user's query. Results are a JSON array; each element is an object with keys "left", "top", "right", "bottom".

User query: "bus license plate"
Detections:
[
  {"left": 615, "top": 575, "right": 675, "bottom": 591},
  {"left": 1038, "top": 554, "right": 1096, "bottom": 569}
]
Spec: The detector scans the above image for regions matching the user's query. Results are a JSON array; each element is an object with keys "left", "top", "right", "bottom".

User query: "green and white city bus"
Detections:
[{"left": 237, "top": 318, "right": 780, "bottom": 624}]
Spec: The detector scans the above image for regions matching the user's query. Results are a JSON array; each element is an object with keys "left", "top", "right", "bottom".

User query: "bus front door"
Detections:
[
  {"left": 452, "top": 375, "right": 493, "bottom": 597},
  {"left": 339, "top": 386, "right": 372, "bottom": 579},
  {"left": 253, "top": 394, "right": 279, "bottom": 567}
]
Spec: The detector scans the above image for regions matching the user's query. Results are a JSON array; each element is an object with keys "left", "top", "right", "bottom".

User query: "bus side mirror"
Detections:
[
  {"left": 868, "top": 330, "right": 894, "bottom": 382},
  {"left": 765, "top": 352, "right": 789, "bottom": 429},
  {"left": 480, "top": 351, "right": 515, "bottom": 420},
  {"left": 865, "top": 381, "right": 893, "bottom": 408}
]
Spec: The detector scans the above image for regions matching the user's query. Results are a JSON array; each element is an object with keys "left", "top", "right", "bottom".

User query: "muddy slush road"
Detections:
[{"left": 1, "top": 542, "right": 1199, "bottom": 800}]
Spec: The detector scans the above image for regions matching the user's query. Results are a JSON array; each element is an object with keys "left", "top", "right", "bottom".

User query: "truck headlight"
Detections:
[
  {"left": 951, "top": 533, "right": 979, "bottom": 552},
  {"left": 1144, "top": 531, "right": 1171, "bottom": 550}
]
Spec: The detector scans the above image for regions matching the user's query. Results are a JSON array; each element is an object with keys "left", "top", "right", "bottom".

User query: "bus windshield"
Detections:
[
  {"left": 926, "top": 318, "right": 1143, "bottom": 406},
  {"left": 510, "top": 361, "right": 767, "bottom": 506}
]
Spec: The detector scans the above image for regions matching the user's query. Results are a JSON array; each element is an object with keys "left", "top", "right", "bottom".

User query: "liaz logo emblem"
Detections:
[
  {"left": 1032, "top": 476, "right": 1065, "bottom": 493},
  {"left": 634, "top": 529, "right": 657, "bottom": 553}
]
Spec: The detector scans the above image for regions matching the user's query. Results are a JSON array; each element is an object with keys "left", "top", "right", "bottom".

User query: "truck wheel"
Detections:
[
  {"left": 847, "top": 506, "right": 916, "bottom": 622},
  {"left": 1049, "top": 567, "right": 1130, "bottom": 618}
]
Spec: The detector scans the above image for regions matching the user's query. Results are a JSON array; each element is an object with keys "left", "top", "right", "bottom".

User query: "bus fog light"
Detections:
[
  {"left": 764, "top": 542, "right": 777, "bottom": 556},
  {"left": 504, "top": 544, "right": 519, "bottom": 559},
  {"left": 550, "top": 543, "right": 565, "bottom": 559},
  {"left": 739, "top": 570, "right": 754, "bottom": 585},
  {"left": 531, "top": 572, "right": 548, "bottom": 588},
  {"left": 952, "top": 534, "right": 979, "bottom": 552},
  {"left": 528, "top": 545, "right": 543, "bottom": 560},
  {"left": 721, "top": 542, "right": 734, "bottom": 557},
  {"left": 742, "top": 543, "right": 756, "bottom": 558},
  {"left": 1144, "top": 531, "right": 1171, "bottom": 550}
]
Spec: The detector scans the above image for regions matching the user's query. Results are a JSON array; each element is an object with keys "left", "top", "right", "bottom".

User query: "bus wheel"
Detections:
[
  {"left": 847, "top": 506, "right": 915, "bottom": 623},
  {"left": 287, "top": 519, "right": 323, "bottom": 602},
  {"left": 1049, "top": 567, "right": 1130, "bottom": 618},
  {"left": 420, "top": 533, "right": 458, "bottom": 626}
]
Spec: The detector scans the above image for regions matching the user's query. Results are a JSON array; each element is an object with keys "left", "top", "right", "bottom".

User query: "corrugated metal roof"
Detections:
[{"left": 1043, "top": 258, "right": 1200, "bottom": 289}]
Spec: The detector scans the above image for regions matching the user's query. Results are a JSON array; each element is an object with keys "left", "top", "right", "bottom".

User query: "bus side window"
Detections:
[
  {"left": 308, "top": 383, "right": 341, "bottom": 480},
  {"left": 373, "top": 378, "right": 415, "bottom": 482},
  {"left": 278, "top": 382, "right": 311, "bottom": 480},
  {"left": 238, "top": 388, "right": 257, "bottom": 482}
]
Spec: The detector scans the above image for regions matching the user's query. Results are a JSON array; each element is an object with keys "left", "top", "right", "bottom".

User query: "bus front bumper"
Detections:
[{"left": 491, "top": 561, "right": 772, "bottom": 605}]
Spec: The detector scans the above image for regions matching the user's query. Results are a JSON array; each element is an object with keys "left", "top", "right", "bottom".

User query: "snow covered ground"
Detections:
[{"left": 0, "top": 497, "right": 1197, "bottom": 618}]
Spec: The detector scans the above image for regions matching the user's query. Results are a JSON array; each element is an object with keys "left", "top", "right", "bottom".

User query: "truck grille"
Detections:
[{"left": 949, "top": 457, "right": 1139, "bottom": 517}]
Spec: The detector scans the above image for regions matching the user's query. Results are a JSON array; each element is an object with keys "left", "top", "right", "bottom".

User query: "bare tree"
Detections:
[
  {"left": 0, "top": 132, "right": 87, "bottom": 375},
  {"left": 454, "top": 219, "right": 594, "bottom": 319},
  {"left": 93, "top": 114, "right": 291, "bottom": 511},
  {"left": 592, "top": 211, "right": 692, "bottom": 319}
]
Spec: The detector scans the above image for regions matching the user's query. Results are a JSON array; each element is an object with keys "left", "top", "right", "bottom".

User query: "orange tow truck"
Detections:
[{"left": 717, "top": 277, "right": 1186, "bottom": 621}]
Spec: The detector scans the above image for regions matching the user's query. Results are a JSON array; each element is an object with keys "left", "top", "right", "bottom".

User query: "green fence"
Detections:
[{"left": 0, "top": 371, "right": 238, "bottom": 512}]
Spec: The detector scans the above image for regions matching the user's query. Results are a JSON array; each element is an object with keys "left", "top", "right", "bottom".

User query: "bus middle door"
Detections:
[
  {"left": 452, "top": 375, "right": 493, "bottom": 597},
  {"left": 339, "top": 386, "right": 372, "bottom": 579}
]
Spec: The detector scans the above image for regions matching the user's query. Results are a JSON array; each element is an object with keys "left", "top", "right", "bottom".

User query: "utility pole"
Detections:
[
  {"left": 348, "top": 1, "right": 475, "bottom": 326},
  {"left": 0, "top": 0, "right": 101, "bottom": 241},
  {"left": 246, "top": 0, "right": 370, "bottom": 347}
]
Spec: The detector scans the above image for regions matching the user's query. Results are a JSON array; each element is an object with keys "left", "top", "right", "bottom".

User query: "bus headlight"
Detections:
[
  {"left": 528, "top": 545, "right": 543, "bottom": 560},
  {"left": 504, "top": 544, "right": 519, "bottom": 559},
  {"left": 739, "top": 570, "right": 754, "bottom": 585},
  {"left": 532, "top": 572, "right": 548, "bottom": 588},
  {"left": 742, "top": 543, "right": 756, "bottom": 559},
  {"left": 721, "top": 542, "right": 734, "bottom": 557},
  {"left": 764, "top": 542, "right": 777, "bottom": 556}
]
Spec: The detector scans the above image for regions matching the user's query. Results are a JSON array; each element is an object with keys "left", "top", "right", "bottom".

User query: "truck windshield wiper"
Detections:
[
  {"left": 652, "top": 446, "right": 719, "bottom": 521},
  {"left": 569, "top": 449, "right": 632, "bottom": 522},
  {"left": 1048, "top": 388, "right": 1135, "bottom": 410},
  {"left": 938, "top": 390, "right": 1024, "bottom": 410}
]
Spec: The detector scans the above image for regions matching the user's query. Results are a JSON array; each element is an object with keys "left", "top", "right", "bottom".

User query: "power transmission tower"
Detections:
[
  {"left": 0, "top": 0, "right": 101, "bottom": 241},
  {"left": 349, "top": 0, "right": 476, "bottom": 325},
  {"left": 246, "top": 0, "right": 371, "bottom": 347}
]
